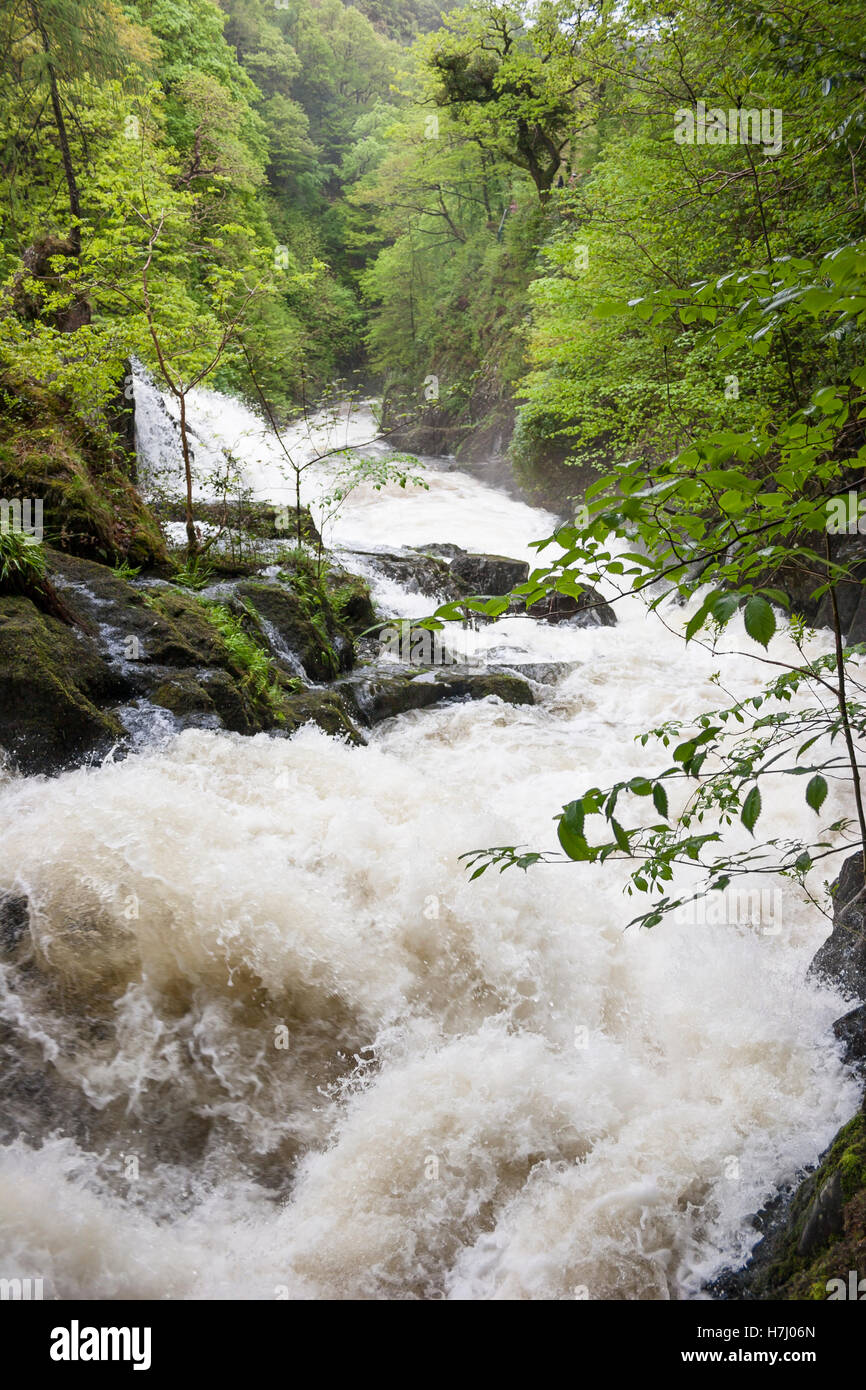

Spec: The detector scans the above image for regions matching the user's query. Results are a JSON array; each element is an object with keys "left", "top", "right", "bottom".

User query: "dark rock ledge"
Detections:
[
  {"left": 709, "top": 853, "right": 866, "bottom": 1300},
  {"left": 0, "top": 547, "right": 538, "bottom": 776}
]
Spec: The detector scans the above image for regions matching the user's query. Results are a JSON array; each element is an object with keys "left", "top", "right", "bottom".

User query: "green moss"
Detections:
[
  {"left": 838, "top": 1133, "right": 866, "bottom": 1201},
  {"left": 743, "top": 1110, "right": 866, "bottom": 1300},
  {"left": 0, "top": 376, "right": 166, "bottom": 568},
  {"left": 0, "top": 594, "right": 123, "bottom": 772},
  {"left": 236, "top": 550, "right": 367, "bottom": 681},
  {"left": 201, "top": 601, "right": 293, "bottom": 719}
]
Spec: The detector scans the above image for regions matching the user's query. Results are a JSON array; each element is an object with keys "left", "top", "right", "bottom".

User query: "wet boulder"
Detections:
[
  {"left": 335, "top": 666, "right": 534, "bottom": 726},
  {"left": 281, "top": 689, "right": 365, "bottom": 745},
  {"left": 236, "top": 581, "right": 353, "bottom": 682},
  {"left": 449, "top": 551, "right": 529, "bottom": 595},
  {"left": 0, "top": 595, "right": 125, "bottom": 774},
  {"left": 525, "top": 587, "right": 616, "bottom": 627},
  {"left": 340, "top": 547, "right": 464, "bottom": 603},
  {"left": 809, "top": 853, "right": 866, "bottom": 1002}
]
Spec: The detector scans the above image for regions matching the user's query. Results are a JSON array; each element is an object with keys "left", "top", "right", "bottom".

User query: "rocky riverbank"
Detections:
[
  {"left": 710, "top": 854, "right": 866, "bottom": 1300},
  {"left": 0, "top": 542, "right": 564, "bottom": 775},
  {"left": 0, "top": 371, "right": 618, "bottom": 776}
]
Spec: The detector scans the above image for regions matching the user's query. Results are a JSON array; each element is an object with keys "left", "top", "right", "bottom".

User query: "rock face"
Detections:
[
  {"left": 0, "top": 596, "right": 125, "bottom": 774},
  {"left": 335, "top": 667, "right": 534, "bottom": 727},
  {"left": 834, "top": 1005, "right": 866, "bottom": 1075},
  {"left": 526, "top": 587, "right": 617, "bottom": 627},
  {"left": 711, "top": 1111, "right": 866, "bottom": 1301},
  {"left": 448, "top": 551, "right": 529, "bottom": 595},
  {"left": 809, "top": 853, "right": 866, "bottom": 1003},
  {"left": 0, "top": 551, "right": 378, "bottom": 772},
  {"left": 710, "top": 852, "right": 866, "bottom": 1300},
  {"left": 0, "top": 375, "right": 166, "bottom": 568}
]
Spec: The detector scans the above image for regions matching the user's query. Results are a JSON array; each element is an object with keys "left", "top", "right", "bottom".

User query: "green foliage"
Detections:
[
  {"left": 0, "top": 0, "right": 405, "bottom": 428},
  {"left": 515, "top": 0, "right": 866, "bottom": 495},
  {"left": 110, "top": 560, "right": 142, "bottom": 581},
  {"left": 0, "top": 529, "right": 48, "bottom": 589},
  {"left": 171, "top": 555, "right": 214, "bottom": 589},
  {"left": 456, "top": 226, "right": 866, "bottom": 924},
  {"left": 201, "top": 598, "right": 289, "bottom": 714}
]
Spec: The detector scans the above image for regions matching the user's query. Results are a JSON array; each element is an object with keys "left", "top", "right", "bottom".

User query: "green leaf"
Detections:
[
  {"left": 805, "top": 774, "right": 828, "bottom": 814},
  {"left": 743, "top": 596, "right": 776, "bottom": 648},
  {"left": 610, "top": 818, "right": 630, "bottom": 852},
  {"left": 652, "top": 783, "right": 669, "bottom": 818},
  {"left": 741, "top": 785, "right": 762, "bottom": 834},
  {"left": 561, "top": 799, "right": 585, "bottom": 835},
  {"left": 796, "top": 734, "right": 821, "bottom": 759},
  {"left": 594, "top": 300, "right": 631, "bottom": 318},
  {"left": 628, "top": 777, "right": 653, "bottom": 796},
  {"left": 711, "top": 593, "right": 740, "bottom": 626},
  {"left": 558, "top": 800, "right": 589, "bottom": 859},
  {"left": 673, "top": 739, "right": 696, "bottom": 764}
]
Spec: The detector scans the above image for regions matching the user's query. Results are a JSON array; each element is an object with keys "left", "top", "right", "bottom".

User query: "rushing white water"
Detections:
[{"left": 0, "top": 379, "right": 859, "bottom": 1301}]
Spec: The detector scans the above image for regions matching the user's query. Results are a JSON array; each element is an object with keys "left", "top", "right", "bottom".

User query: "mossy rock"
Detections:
[
  {"left": 0, "top": 377, "right": 166, "bottom": 568},
  {"left": 714, "top": 1110, "right": 866, "bottom": 1300},
  {"left": 150, "top": 676, "right": 217, "bottom": 719},
  {"left": 335, "top": 667, "right": 534, "bottom": 726},
  {"left": 281, "top": 690, "right": 365, "bottom": 744},
  {"left": 48, "top": 556, "right": 289, "bottom": 737},
  {"left": 0, "top": 595, "right": 124, "bottom": 774},
  {"left": 150, "top": 671, "right": 267, "bottom": 736},
  {"left": 144, "top": 589, "right": 234, "bottom": 667},
  {"left": 203, "top": 669, "right": 275, "bottom": 735},
  {"left": 324, "top": 566, "right": 377, "bottom": 634},
  {"left": 237, "top": 579, "right": 353, "bottom": 682}
]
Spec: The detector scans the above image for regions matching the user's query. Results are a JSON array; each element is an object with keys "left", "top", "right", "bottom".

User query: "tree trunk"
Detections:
[
  {"left": 31, "top": 2, "right": 82, "bottom": 258},
  {"left": 178, "top": 393, "right": 199, "bottom": 558}
]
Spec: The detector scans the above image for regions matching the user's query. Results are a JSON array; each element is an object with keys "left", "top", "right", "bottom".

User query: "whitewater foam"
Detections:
[{"left": 0, "top": 380, "right": 859, "bottom": 1300}]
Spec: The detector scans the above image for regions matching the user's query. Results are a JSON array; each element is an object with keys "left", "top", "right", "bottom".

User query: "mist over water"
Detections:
[{"left": 0, "top": 380, "right": 859, "bottom": 1300}]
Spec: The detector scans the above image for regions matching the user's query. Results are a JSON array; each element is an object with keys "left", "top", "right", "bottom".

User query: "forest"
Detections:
[{"left": 2, "top": 2, "right": 864, "bottom": 497}]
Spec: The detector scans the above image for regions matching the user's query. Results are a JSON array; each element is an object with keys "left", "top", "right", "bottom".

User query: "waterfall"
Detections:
[{"left": 0, "top": 378, "right": 858, "bottom": 1300}]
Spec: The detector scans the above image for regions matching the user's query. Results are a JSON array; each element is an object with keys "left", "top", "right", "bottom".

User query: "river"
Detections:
[{"left": 0, "top": 378, "right": 858, "bottom": 1300}]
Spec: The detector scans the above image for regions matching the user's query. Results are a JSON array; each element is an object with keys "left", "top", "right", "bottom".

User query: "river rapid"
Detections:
[{"left": 0, "top": 381, "right": 858, "bottom": 1300}]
